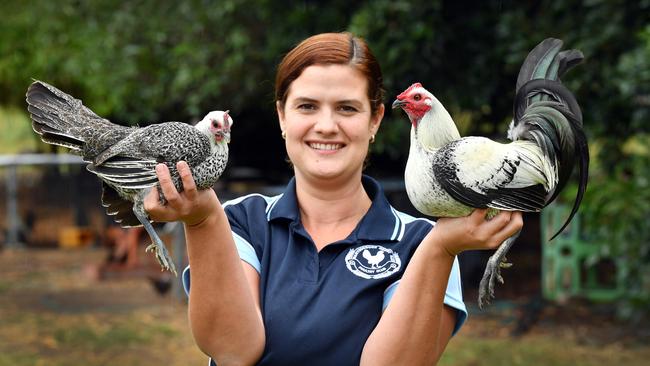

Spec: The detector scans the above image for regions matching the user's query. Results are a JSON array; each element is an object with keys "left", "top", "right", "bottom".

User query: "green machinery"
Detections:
[{"left": 541, "top": 204, "right": 626, "bottom": 302}]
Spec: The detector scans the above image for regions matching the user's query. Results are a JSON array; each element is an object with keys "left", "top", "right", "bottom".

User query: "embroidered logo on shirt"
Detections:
[{"left": 345, "top": 245, "right": 401, "bottom": 279}]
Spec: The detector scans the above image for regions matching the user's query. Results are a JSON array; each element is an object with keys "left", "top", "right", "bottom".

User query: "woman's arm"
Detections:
[
  {"left": 361, "top": 209, "right": 523, "bottom": 365},
  {"left": 145, "top": 162, "right": 265, "bottom": 365}
]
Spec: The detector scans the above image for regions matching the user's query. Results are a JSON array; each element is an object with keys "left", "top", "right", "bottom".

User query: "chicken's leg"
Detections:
[
  {"left": 132, "top": 201, "right": 177, "bottom": 276},
  {"left": 478, "top": 230, "right": 521, "bottom": 309}
]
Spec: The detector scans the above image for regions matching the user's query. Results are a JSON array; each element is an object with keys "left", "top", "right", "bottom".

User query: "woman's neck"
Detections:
[{"left": 294, "top": 173, "right": 372, "bottom": 250}]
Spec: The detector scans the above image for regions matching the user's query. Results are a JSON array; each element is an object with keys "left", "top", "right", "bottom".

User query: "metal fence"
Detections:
[{"left": 1, "top": 153, "right": 86, "bottom": 247}]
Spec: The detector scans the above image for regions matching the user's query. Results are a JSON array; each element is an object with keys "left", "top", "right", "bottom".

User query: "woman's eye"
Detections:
[
  {"left": 297, "top": 103, "right": 316, "bottom": 111},
  {"left": 338, "top": 105, "right": 358, "bottom": 113}
]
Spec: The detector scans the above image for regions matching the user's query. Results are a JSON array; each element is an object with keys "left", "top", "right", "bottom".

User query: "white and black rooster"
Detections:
[
  {"left": 392, "top": 38, "right": 589, "bottom": 308},
  {"left": 26, "top": 81, "right": 232, "bottom": 275}
]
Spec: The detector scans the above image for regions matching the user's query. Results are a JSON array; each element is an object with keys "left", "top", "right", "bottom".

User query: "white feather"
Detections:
[{"left": 452, "top": 137, "right": 556, "bottom": 193}]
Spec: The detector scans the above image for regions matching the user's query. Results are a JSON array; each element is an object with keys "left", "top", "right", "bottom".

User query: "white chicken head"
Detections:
[
  {"left": 391, "top": 83, "right": 435, "bottom": 127},
  {"left": 392, "top": 83, "right": 460, "bottom": 150},
  {"left": 197, "top": 110, "right": 233, "bottom": 144}
]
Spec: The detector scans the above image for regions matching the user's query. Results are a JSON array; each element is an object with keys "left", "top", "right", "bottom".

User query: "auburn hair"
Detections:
[{"left": 275, "top": 32, "right": 385, "bottom": 116}]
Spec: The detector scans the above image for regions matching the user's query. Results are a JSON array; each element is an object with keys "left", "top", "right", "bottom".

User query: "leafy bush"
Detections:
[{"left": 574, "top": 135, "right": 650, "bottom": 319}]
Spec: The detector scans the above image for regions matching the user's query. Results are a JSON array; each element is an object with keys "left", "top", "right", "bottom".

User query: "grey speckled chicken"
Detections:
[{"left": 26, "top": 81, "right": 232, "bottom": 275}]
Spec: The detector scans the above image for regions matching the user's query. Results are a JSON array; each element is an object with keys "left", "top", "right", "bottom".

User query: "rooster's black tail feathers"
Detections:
[
  {"left": 515, "top": 39, "right": 584, "bottom": 91},
  {"left": 515, "top": 38, "right": 584, "bottom": 120},
  {"left": 511, "top": 39, "right": 589, "bottom": 240}
]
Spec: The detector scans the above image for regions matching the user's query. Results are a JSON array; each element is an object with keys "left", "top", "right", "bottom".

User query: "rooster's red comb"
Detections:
[{"left": 397, "top": 82, "right": 423, "bottom": 100}]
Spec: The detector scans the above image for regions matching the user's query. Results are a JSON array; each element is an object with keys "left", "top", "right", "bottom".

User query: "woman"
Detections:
[{"left": 145, "top": 32, "right": 523, "bottom": 365}]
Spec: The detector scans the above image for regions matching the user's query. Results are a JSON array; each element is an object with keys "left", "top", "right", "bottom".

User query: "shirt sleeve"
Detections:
[
  {"left": 181, "top": 232, "right": 261, "bottom": 297},
  {"left": 225, "top": 202, "right": 262, "bottom": 273},
  {"left": 382, "top": 256, "right": 468, "bottom": 336},
  {"left": 181, "top": 198, "right": 264, "bottom": 297}
]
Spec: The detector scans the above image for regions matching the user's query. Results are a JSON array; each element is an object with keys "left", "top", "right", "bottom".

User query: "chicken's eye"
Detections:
[
  {"left": 212, "top": 120, "right": 220, "bottom": 128},
  {"left": 414, "top": 94, "right": 422, "bottom": 101}
]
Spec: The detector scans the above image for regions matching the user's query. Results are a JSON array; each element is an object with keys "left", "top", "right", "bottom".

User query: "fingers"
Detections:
[
  {"left": 156, "top": 163, "right": 182, "bottom": 206},
  {"left": 145, "top": 161, "right": 217, "bottom": 225},
  {"left": 143, "top": 185, "right": 161, "bottom": 214},
  {"left": 501, "top": 211, "right": 524, "bottom": 238},
  {"left": 468, "top": 208, "right": 488, "bottom": 225},
  {"left": 469, "top": 208, "right": 512, "bottom": 238},
  {"left": 483, "top": 210, "right": 512, "bottom": 231},
  {"left": 488, "top": 211, "right": 524, "bottom": 246},
  {"left": 177, "top": 161, "right": 198, "bottom": 200}
]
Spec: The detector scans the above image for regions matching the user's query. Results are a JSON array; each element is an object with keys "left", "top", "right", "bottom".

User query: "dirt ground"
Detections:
[
  {"left": 0, "top": 247, "right": 648, "bottom": 366},
  {"left": 0, "top": 247, "right": 206, "bottom": 366}
]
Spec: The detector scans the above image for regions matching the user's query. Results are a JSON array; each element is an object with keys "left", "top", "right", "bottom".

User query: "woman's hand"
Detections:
[
  {"left": 144, "top": 161, "right": 220, "bottom": 227},
  {"left": 429, "top": 209, "right": 524, "bottom": 257}
]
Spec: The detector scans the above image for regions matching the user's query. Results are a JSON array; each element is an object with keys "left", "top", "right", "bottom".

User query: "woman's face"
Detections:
[{"left": 277, "top": 64, "right": 384, "bottom": 184}]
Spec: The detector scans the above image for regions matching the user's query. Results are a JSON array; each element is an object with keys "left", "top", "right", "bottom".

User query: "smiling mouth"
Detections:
[{"left": 308, "top": 142, "right": 343, "bottom": 151}]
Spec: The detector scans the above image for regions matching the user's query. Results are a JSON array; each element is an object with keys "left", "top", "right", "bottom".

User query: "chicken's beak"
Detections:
[
  {"left": 215, "top": 126, "right": 231, "bottom": 144},
  {"left": 392, "top": 99, "right": 406, "bottom": 109}
]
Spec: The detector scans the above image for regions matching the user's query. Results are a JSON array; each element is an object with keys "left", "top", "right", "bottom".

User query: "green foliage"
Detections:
[
  {"left": 0, "top": 106, "right": 39, "bottom": 153},
  {"left": 573, "top": 135, "right": 650, "bottom": 318},
  {"left": 1, "top": 0, "right": 648, "bottom": 158},
  {"left": 617, "top": 24, "right": 650, "bottom": 135}
]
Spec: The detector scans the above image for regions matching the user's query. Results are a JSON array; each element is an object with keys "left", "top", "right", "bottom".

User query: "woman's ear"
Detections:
[
  {"left": 276, "top": 100, "right": 286, "bottom": 132},
  {"left": 370, "top": 103, "right": 385, "bottom": 136}
]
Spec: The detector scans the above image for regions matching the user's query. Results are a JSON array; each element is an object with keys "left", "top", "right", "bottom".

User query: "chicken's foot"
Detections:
[
  {"left": 478, "top": 230, "right": 521, "bottom": 309},
  {"left": 132, "top": 201, "right": 177, "bottom": 276}
]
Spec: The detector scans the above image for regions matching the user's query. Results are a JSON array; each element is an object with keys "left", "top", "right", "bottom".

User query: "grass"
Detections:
[
  {"left": 437, "top": 299, "right": 650, "bottom": 366},
  {"left": 53, "top": 322, "right": 158, "bottom": 349},
  {"left": 441, "top": 334, "right": 647, "bottom": 366},
  {"left": 0, "top": 281, "right": 10, "bottom": 295},
  {"left": 0, "top": 310, "right": 190, "bottom": 366},
  {"left": 0, "top": 352, "right": 39, "bottom": 366},
  {"left": 1, "top": 248, "right": 649, "bottom": 365},
  {"left": 0, "top": 248, "right": 206, "bottom": 366}
]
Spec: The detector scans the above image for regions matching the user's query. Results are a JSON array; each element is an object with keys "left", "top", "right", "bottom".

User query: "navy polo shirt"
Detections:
[{"left": 182, "top": 175, "right": 467, "bottom": 366}]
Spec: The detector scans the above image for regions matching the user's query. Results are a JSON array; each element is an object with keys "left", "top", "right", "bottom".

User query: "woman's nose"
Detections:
[{"left": 313, "top": 109, "right": 339, "bottom": 134}]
